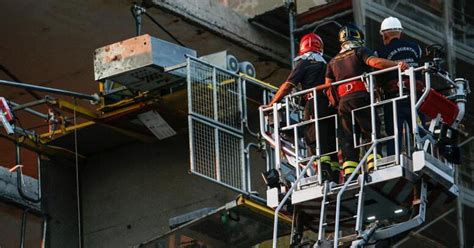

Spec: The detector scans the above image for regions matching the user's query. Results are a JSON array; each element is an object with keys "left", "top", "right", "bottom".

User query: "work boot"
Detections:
[
  {"left": 367, "top": 153, "right": 382, "bottom": 172},
  {"left": 312, "top": 156, "right": 340, "bottom": 183},
  {"left": 319, "top": 156, "right": 340, "bottom": 183}
]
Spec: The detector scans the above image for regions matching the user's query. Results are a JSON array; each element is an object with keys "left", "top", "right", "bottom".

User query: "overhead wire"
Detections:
[
  {"left": 73, "top": 98, "right": 83, "bottom": 248},
  {"left": 142, "top": 12, "right": 186, "bottom": 47},
  {"left": 130, "top": 4, "right": 185, "bottom": 47}
]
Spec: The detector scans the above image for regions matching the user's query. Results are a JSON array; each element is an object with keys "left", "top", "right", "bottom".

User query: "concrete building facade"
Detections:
[{"left": 1, "top": 0, "right": 473, "bottom": 247}]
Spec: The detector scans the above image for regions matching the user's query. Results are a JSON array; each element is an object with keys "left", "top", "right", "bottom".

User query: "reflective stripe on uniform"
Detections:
[
  {"left": 342, "top": 160, "right": 358, "bottom": 175},
  {"left": 367, "top": 153, "right": 382, "bottom": 170},
  {"left": 329, "top": 161, "right": 340, "bottom": 171},
  {"left": 320, "top": 155, "right": 331, "bottom": 163},
  {"left": 321, "top": 155, "right": 340, "bottom": 171},
  {"left": 367, "top": 153, "right": 382, "bottom": 163}
]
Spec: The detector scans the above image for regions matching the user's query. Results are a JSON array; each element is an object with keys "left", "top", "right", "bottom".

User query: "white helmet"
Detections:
[{"left": 380, "top": 17, "right": 403, "bottom": 34}]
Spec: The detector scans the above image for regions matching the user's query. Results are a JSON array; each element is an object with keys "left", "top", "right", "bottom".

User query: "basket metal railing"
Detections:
[{"left": 259, "top": 63, "right": 458, "bottom": 247}]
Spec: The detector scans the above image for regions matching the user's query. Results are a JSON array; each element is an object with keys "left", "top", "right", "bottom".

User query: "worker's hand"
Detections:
[
  {"left": 398, "top": 61, "right": 409, "bottom": 71},
  {"left": 260, "top": 103, "right": 271, "bottom": 110},
  {"left": 262, "top": 101, "right": 277, "bottom": 109}
]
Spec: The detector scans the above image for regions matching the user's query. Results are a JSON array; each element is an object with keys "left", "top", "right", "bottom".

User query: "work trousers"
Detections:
[
  {"left": 338, "top": 92, "right": 380, "bottom": 163},
  {"left": 303, "top": 96, "right": 337, "bottom": 161}
]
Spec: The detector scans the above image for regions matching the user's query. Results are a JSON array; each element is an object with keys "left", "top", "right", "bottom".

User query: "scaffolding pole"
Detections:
[{"left": 0, "top": 80, "right": 99, "bottom": 102}]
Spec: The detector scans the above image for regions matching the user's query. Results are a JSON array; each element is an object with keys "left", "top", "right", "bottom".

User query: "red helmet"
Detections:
[{"left": 298, "top": 33, "right": 323, "bottom": 55}]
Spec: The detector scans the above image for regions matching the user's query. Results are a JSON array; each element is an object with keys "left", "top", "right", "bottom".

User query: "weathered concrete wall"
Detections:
[
  {"left": 150, "top": 0, "right": 290, "bottom": 65},
  {"left": 0, "top": 166, "right": 40, "bottom": 211},
  {"left": 80, "top": 133, "right": 266, "bottom": 247},
  {"left": 0, "top": 202, "right": 42, "bottom": 248},
  {"left": 41, "top": 160, "right": 79, "bottom": 247},
  {"left": 215, "top": 0, "right": 327, "bottom": 17}
]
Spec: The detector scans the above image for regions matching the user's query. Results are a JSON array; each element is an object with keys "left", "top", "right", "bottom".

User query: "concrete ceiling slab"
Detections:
[{"left": 0, "top": 0, "right": 290, "bottom": 176}]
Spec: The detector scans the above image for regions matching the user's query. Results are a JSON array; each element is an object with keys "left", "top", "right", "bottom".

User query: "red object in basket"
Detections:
[
  {"left": 419, "top": 89, "right": 459, "bottom": 125},
  {"left": 0, "top": 97, "right": 13, "bottom": 122}
]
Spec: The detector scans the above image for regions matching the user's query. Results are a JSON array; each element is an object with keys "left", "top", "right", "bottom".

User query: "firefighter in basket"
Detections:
[
  {"left": 324, "top": 23, "right": 408, "bottom": 180},
  {"left": 266, "top": 32, "right": 339, "bottom": 183}
]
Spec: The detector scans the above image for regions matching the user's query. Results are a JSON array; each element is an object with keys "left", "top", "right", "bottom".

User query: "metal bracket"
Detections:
[
  {"left": 0, "top": 112, "right": 14, "bottom": 135},
  {"left": 371, "top": 179, "right": 427, "bottom": 240}
]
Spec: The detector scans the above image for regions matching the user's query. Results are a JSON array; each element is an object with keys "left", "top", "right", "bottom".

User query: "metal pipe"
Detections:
[
  {"left": 37, "top": 154, "right": 42, "bottom": 200},
  {"left": 20, "top": 209, "right": 28, "bottom": 248},
  {"left": 369, "top": 75, "right": 378, "bottom": 170},
  {"left": 259, "top": 106, "right": 296, "bottom": 157},
  {"left": 14, "top": 142, "right": 41, "bottom": 203},
  {"left": 244, "top": 143, "right": 259, "bottom": 192},
  {"left": 281, "top": 114, "right": 337, "bottom": 131},
  {"left": 455, "top": 160, "right": 465, "bottom": 248},
  {"left": 451, "top": 79, "right": 468, "bottom": 129},
  {"left": 187, "top": 58, "right": 196, "bottom": 175},
  {"left": 272, "top": 156, "right": 317, "bottom": 248},
  {"left": 398, "top": 67, "right": 403, "bottom": 98},
  {"left": 334, "top": 143, "right": 376, "bottom": 248},
  {"left": 313, "top": 90, "right": 322, "bottom": 184},
  {"left": 11, "top": 98, "right": 48, "bottom": 111},
  {"left": 211, "top": 68, "right": 221, "bottom": 182},
  {"left": 393, "top": 100, "right": 400, "bottom": 164},
  {"left": 415, "top": 63, "right": 432, "bottom": 109},
  {"left": 262, "top": 89, "right": 272, "bottom": 172},
  {"left": 9, "top": 101, "right": 49, "bottom": 120},
  {"left": 392, "top": 208, "right": 455, "bottom": 247},
  {"left": 407, "top": 67, "right": 419, "bottom": 148},
  {"left": 41, "top": 217, "right": 47, "bottom": 248},
  {"left": 287, "top": 0, "right": 296, "bottom": 67},
  {"left": 287, "top": 65, "right": 427, "bottom": 99},
  {"left": 355, "top": 172, "right": 366, "bottom": 234},
  {"left": 318, "top": 181, "right": 329, "bottom": 242},
  {"left": 285, "top": 97, "right": 290, "bottom": 128},
  {"left": 457, "top": 192, "right": 465, "bottom": 248},
  {"left": 444, "top": 0, "right": 455, "bottom": 76},
  {"left": 273, "top": 104, "right": 281, "bottom": 170},
  {"left": 0, "top": 80, "right": 99, "bottom": 102},
  {"left": 293, "top": 126, "right": 300, "bottom": 181}
]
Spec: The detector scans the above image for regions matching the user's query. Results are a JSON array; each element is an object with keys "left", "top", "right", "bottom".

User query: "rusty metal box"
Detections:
[{"left": 93, "top": 34, "right": 196, "bottom": 91}]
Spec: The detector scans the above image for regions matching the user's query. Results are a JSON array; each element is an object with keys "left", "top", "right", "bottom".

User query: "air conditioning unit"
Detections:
[
  {"left": 239, "top": 61, "right": 256, "bottom": 78},
  {"left": 199, "top": 51, "right": 240, "bottom": 73},
  {"left": 93, "top": 34, "right": 197, "bottom": 91}
]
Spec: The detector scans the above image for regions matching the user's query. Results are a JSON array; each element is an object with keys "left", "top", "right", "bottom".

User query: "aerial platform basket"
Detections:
[{"left": 259, "top": 63, "right": 468, "bottom": 247}]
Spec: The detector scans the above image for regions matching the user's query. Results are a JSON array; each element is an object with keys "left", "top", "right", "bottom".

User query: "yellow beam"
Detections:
[
  {"left": 236, "top": 195, "right": 292, "bottom": 224},
  {"left": 50, "top": 98, "right": 99, "bottom": 120},
  {"left": 99, "top": 99, "right": 159, "bottom": 121},
  {"left": 39, "top": 121, "right": 95, "bottom": 139},
  {"left": 240, "top": 74, "right": 278, "bottom": 91}
]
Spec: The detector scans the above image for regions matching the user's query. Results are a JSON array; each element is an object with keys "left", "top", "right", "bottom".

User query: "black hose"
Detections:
[
  {"left": 130, "top": 5, "right": 142, "bottom": 36},
  {"left": 0, "top": 64, "right": 41, "bottom": 100}
]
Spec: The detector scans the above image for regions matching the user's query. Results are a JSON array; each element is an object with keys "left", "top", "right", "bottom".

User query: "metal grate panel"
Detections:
[
  {"left": 215, "top": 68, "right": 242, "bottom": 130},
  {"left": 218, "top": 131, "right": 243, "bottom": 189},
  {"left": 188, "top": 58, "right": 242, "bottom": 132},
  {"left": 190, "top": 118, "right": 216, "bottom": 179},
  {"left": 188, "top": 57, "right": 246, "bottom": 192},
  {"left": 189, "top": 117, "right": 244, "bottom": 191}
]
